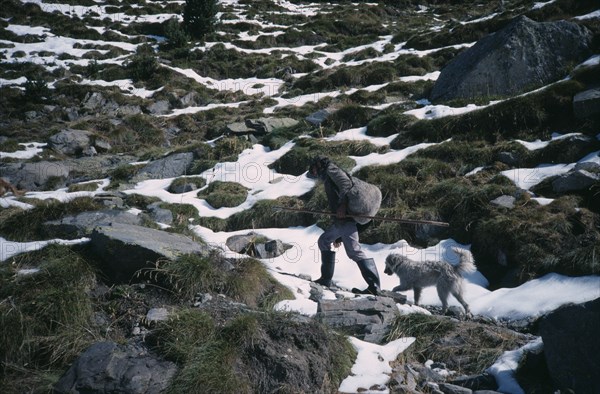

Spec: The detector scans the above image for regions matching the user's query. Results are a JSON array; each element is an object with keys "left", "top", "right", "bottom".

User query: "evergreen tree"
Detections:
[
  {"left": 183, "top": 0, "right": 218, "bottom": 39},
  {"left": 165, "top": 18, "right": 190, "bottom": 49}
]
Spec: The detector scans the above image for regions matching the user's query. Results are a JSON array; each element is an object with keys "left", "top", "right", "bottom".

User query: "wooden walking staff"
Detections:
[{"left": 272, "top": 206, "right": 450, "bottom": 227}]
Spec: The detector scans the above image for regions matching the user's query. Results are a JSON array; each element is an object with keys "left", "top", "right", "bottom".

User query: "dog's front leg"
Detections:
[{"left": 413, "top": 287, "right": 422, "bottom": 305}]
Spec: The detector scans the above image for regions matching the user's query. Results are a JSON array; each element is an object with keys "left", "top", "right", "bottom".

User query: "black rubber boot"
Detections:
[
  {"left": 314, "top": 250, "right": 335, "bottom": 287},
  {"left": 352, "top": 258, "right": 380, "bottom": 295}
]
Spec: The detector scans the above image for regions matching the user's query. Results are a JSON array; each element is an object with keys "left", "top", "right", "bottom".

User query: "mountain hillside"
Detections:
[{"left": 1, "top": 0, "right": 599, "bottom": 393}]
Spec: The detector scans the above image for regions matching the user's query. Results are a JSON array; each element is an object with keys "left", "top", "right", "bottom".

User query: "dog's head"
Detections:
[
  {"left": 384, "top": 254, "right": 407, "bottom": 275},
  {"left": 383, "top": 254, "right": 396, "bottom": 275}
]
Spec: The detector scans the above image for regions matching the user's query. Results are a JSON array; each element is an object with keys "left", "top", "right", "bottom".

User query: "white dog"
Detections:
[{"left": 384, "top": 247, "right": 476, "bottom": 314}]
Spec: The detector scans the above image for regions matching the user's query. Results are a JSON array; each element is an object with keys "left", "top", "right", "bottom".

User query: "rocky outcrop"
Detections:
[
  {"left": 0, "top": 160, "right": 70, "bottom": 191},
  {"left": 147, "top": 202, "right": 174, "bottom": 225},
  {"left": 245, "top": 117, "right": 298, "bottom": 133},
  {"left": 43, "top": 209, "right": 143, "bottom": 238},
  {"left": 539, "top": 298, "right": 600, "bottom": 394},
  {"left": 551, "top": 162, "right": 600, "bottom": 193},
  {"left": 54, "top": 341, "right": 177, "bottom": 394},
  {"left": 316, "top": 296, "right": 400, "bottom": 343},
  {"left": 147, "top": 100, "right": 170, "bottom": 115},
  {"left": 226, "top": 117, "right": 299, "bottom": 136},
  {"left": 226, "top": 232, "right": 292, "bottom": 259},
  {"left": 89, "top": 223, "right": 207, "bottom": 282},
  {"left": 82, "top": 92, "right": 142, "bottom": 117},
  {"left": 430, "top": 16, "right": 592, "bottom": 102},
  {"left": 0, "top": 153, "right": 144, "bottom": 192},
  {"left": 134, "top": 152, "right": 194, "bottom": 180},
  {"left": 48, "top": 129, "right": 111, "bottom": 157},
  {"left": 573, "top": 88, "right": 600, "bottom": 120},
  {"left": 48, "top": 129, "right": 92, "bottom": 156}
]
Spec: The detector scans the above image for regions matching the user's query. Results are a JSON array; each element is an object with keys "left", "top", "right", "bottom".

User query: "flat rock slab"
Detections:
[
  {"left": 90, "top": 222, "right": 206, "bottom": 282},
  {"left": 316, "top": 296, "right": 400, "bottom": 344},
  {"left": 44, "top": 209, "right": 142, "bottom": 238},
  {"left": 134, "top": 152, "right": 194, "bottom": 181}
]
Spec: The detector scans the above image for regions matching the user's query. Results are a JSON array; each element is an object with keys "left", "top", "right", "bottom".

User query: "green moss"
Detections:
[
  {"left": 106, "top": 164, "right": 142, "bottom": 189},
  {"left": 177, "top": 43, "right": 317, "bottom": 80},
  {"left": 347, "top": 89, "right": 387, "bottom": 106},
  {"left": 168, "top": 176, "right": 207, "bottom": 193},
  {"left": 326, "top": 103, "right": 378, "bottom": 131},
  {"left": 212, "top": 137, "right": 252, "bottom": 161},
  {"left": 158, "top": 203, "right": 203, "bottom": 235},
  {"left": 67, "top": 181, "right": 101, "bottom": 193},
  {"left": 341, "top": 47, "right": 381, "bottom": 62},
  {"left": 394, "top": 54, "right": 435, "bottom": 77},
  {"left": 292, "top": 62, "right": 399, "bottom": 94},
  {"left": 123, "top": 193, "right": 161, "bottom": 209},
  {"left": 367, "top": 111, "right": 415, "bottom": 137},
  {"left": 197, "top": 181, "right": 248, "bottom": 208}
]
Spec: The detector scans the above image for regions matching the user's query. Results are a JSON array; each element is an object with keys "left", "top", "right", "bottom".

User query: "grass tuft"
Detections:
[
  {"left": 386, "top": 313, "right": 525, "bottom": 375},
  {"left": 140, "top": 252, "right": 293, "bottom": 308},
  {"left": 0, "top": 197, "right": 101, "bottom": 241},
  {"left": 166, "top": 339, "right": 250, "bottom": 394},
  {"left": 197, "top": 181, "right": 248, "bottom": 208},
  {"left": 152, "top": 308, "right": 215, "bottom": 362},
  {"left": 0, "top": 245, "right": 98, "bottom": 385}
]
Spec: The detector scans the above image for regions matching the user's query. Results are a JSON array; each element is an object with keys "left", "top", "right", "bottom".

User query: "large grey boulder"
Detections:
[
  {"left": 54, "top": 341, "right": 177, "bottom": 394},
  {"left": 245, "top": 117, "right": 299, "bottom": 134},
  {"left": 147, "top": 100, "right": 170, "bottom": 115},
  {"left": 135, "top": 152, "right": 194, "bottom": 180},
  {"left": 552, "top": 164, "right": 600, "bottom": 193},
  {"left": 430, "top": 16, "right": 592, "bottom": 102},
  {"left": 82, "top": 92, "right": 131, "bottom": 117},
  {"left": 316, "top": 296, "right": 400, "bottom": 343},
  {"left": 90, "top": 222, "right": 206, "bottom": 282},
  {"left": 82, "top": 92, "right": 112, "bottom": 112},
  {"left": 0, "top": 161, "right": 70, "bottom": 191},
  {"left": 539, "top": 298, "right": 600, "bottom": 394},
  {"left": 48, "top": 129, "right": 93, "bottom": 156},
  {"left": 43, "top": 210, "right": 143, "bottom": 238},
  {"left": 573, "top": 88, "right": 600, "bottom": 120}
]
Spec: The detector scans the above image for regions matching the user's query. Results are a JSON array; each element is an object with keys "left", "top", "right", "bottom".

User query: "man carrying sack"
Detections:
[{"left": 307, "top": 155, "right": 382, "bottom": 295}]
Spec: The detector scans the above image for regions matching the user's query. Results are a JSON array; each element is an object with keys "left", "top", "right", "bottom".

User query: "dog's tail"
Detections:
[{"left": 451, "top": 247, "right": 476, "bottom": 275}]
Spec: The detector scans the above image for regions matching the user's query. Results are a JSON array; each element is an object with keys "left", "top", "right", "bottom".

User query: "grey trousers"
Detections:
[{"left": 318, "top": 220, "right": 368, "bottom": 262}]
